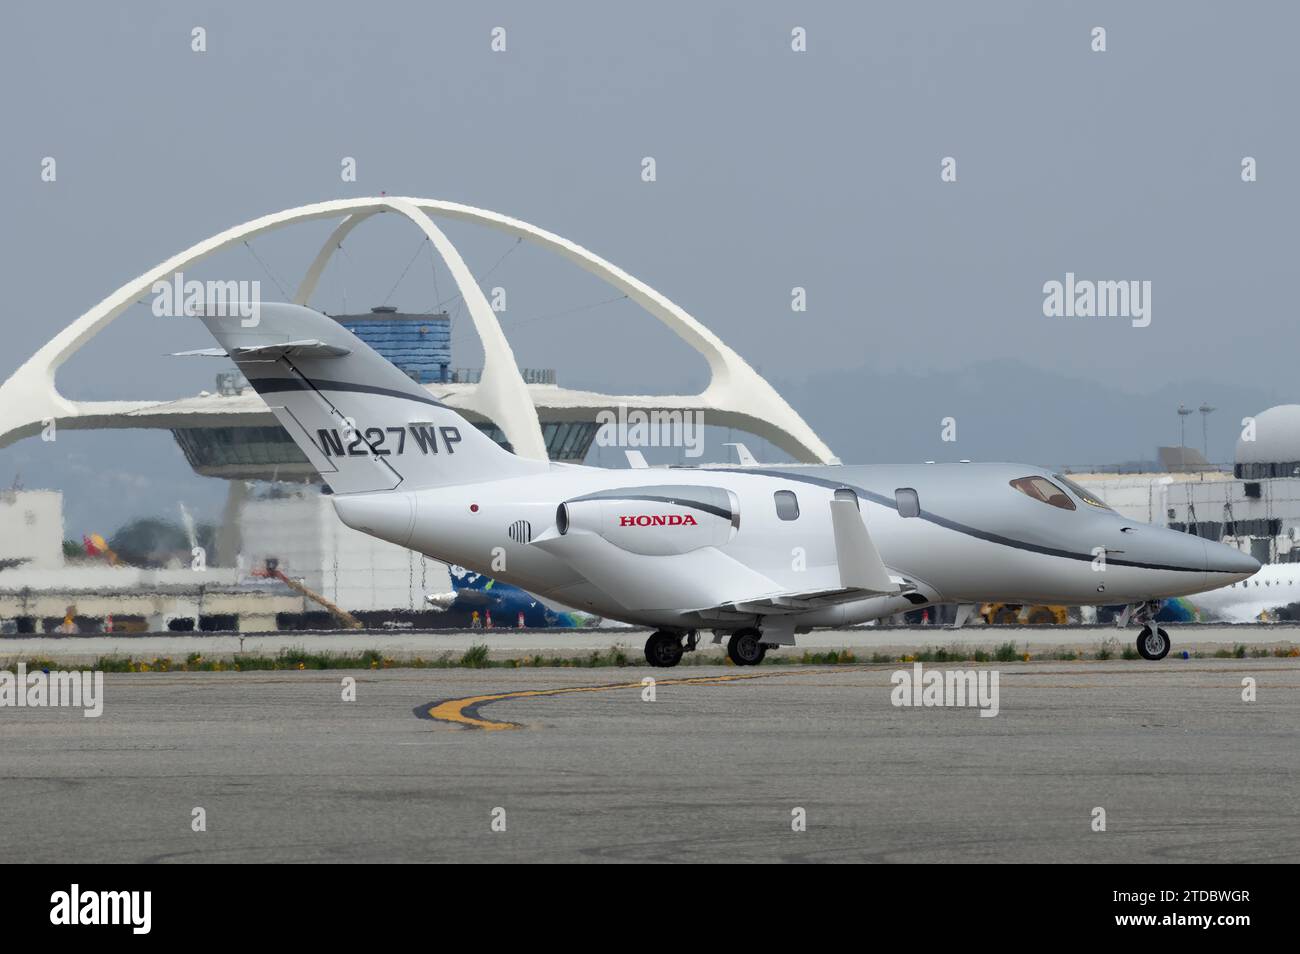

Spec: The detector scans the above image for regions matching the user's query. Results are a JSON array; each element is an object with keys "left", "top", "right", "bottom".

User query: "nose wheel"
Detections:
[{"left": 1136, "top": 625, "right": 1171, "bottom": 661}]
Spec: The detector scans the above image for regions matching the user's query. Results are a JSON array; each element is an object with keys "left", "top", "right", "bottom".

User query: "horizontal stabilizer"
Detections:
[{"left": 171, "top": 339, "right": 351, "bottom": 359}]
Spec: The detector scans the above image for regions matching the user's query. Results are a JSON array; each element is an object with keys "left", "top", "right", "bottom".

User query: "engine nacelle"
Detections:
[{"left": 556, "top": 484, "right": 738, "bottom": 556}]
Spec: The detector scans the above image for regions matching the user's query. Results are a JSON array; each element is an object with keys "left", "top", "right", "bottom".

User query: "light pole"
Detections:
[
  {"left": 1177, "top": 404, "right": 1193, "bottom": 471},
  {"left": 1199, "top": 403, "right": 1216, "bottom": 461}
]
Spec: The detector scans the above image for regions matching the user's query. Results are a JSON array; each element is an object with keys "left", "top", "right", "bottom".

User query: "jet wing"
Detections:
[
  {"left": 701, "top": 581, "right": 910, "bottom": 616},
  {"left": 689, "top": 499, "right": 904, "bottom": 617}
]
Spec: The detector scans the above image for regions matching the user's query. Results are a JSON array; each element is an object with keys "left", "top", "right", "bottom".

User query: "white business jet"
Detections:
[{"left": 191, "top": 304, "right": 1259, "bottom": 666}]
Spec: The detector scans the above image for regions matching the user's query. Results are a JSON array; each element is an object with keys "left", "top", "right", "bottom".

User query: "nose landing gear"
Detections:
[
  {"left": 1119, "top": 601, "right": 1171, "bottom": 660},
  {"left": 1136, "top": 625, "right": 1171, "bottom": 661}
]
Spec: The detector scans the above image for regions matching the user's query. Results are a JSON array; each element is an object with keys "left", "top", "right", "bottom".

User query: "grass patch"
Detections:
[
  {"left": 797, "top": 650, "right": 858, "bottom": 665},
  {"left": 993, "top": 641, "right": 1020, "bottom": 662},
  {"left": 459, "top": 644, "right": 490, "bottom": 668},
  {"left": 914, "top": 646, "right": 963, "bottom": 663},
  {"left": 1, "top": 637, "right": 1289, "bottom": 673}
]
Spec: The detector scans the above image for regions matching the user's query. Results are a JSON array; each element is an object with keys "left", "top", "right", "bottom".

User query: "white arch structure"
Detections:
[{"left": 0, "top": 197, "right": 837, "bottom": 464}]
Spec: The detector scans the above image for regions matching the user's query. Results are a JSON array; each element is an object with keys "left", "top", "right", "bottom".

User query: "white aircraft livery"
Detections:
[
  {"left": 195, "top": 303, "right": 1260, "bottom": 666},
  {"left": 1168, "top": 561, "right": 1300, "bottom": 623}
]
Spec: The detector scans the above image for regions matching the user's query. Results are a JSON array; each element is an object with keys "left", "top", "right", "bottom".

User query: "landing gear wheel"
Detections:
[
  {"left": 1136, "top": 625, "right": 1170, "bottom": 661},
  {"left": 727, "top": 628, "right": 767, "bottom": 666},
  {"left": 645, "top": 630, "right": 683, "bottom": 668}
]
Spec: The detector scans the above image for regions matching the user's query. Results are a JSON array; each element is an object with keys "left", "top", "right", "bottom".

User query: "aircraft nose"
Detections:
[{"left": 1206, "top": 541, "right": 1261, "bottom": 581}]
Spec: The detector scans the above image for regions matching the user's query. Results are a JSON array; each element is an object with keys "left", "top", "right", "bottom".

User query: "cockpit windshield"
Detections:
[
  {"left": 1010, "top": 476, "right": 1076, "bottom": 510},
  {"left": 1052, "top": 474, "right": 1114, "bottom": 511}
]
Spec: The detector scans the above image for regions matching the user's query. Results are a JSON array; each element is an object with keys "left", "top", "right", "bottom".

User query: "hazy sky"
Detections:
[{"left": 1, "top": 1, "right": 1295, "bottom": 533}]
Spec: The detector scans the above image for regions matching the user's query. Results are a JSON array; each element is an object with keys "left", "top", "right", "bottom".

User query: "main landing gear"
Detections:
[
  {"left": 644, "top": 630, "right": 699, "bottom": 668},
  {"left": 726, "top": 627, "right": 767, "bottom": 667},
  {"left": 643, "top": 627, "right": 774, "bottom": 667}
]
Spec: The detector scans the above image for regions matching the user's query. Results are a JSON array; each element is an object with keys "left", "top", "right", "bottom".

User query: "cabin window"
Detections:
[
  {"left": 833, "top": 488, "right": 860, "bottom": 511},
  {"left": 774, "top": 490, "right": 800, "bottom": 520},
  {"left": 1010, "top": 476, "right": 1076, "bottom": 511},
  {"left": 895, "top": 487, "right": 920, "bottom": 518}
]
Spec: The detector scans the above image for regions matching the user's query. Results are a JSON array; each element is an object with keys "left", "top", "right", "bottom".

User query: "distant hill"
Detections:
[{"left": 772, "top": 358, "right": 1289, "bottom": 470}]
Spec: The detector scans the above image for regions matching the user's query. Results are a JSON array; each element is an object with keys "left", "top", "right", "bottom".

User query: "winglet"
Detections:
[
  {"left": 624, "top": 450, "right": 649, "bottom": 469},
  {"left": 829, "top": 498, "right": 898, "bottom": 594}
]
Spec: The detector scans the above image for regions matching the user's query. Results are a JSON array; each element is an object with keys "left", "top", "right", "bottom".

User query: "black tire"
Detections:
[
  {"left": 645, "top": 631, "right": 683, "bottom": 668},
  {"left": 727, "top": 628, "right": 765, "bottom": 666},
  {"left": 1136, "top": 626, "right": 1170, "bottom": 661}
]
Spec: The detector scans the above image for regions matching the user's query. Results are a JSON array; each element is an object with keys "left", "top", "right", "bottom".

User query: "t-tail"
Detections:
[{"left": 194, "top": 303, "right": 547, "bottom": 494}]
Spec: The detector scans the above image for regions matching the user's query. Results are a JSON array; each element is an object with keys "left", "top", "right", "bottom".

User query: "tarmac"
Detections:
[{"left": 0, "top": 655, "right": 1296, "bottom": 862}]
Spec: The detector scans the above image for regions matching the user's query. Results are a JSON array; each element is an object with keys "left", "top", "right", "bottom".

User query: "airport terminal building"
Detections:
[{"left": 1071, "top": 404, "right": 1300, "bottom": 566}]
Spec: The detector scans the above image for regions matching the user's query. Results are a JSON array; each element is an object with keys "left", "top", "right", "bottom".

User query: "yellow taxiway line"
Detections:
[{"left": 418, "top": 667, "right": 881, "bottom": 730}]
